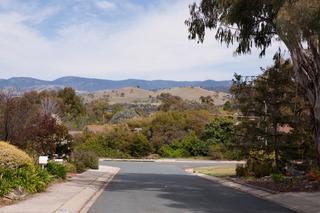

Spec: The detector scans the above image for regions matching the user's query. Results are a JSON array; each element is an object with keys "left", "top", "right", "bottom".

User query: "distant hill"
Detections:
[
  {"left": 0, "top": 76, "right": 232, "bottom": 93},
  {"left": 83, "top": 87, "right": 231, "bottom": 105}
]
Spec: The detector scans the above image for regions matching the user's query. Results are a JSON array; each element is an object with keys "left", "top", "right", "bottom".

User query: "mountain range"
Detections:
[{"left": 0, "top": 77, "right": 232, "bottom": 92}]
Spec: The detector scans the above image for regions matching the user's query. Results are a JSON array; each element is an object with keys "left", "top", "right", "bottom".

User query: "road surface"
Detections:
[{"left": 89, "top": 161, "right": 296, "bottom": 213}]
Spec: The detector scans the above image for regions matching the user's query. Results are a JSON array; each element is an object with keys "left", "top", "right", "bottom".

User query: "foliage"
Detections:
[
  {"left": 25, "top": 114, "right": 73, "bottom": 158},
  {"left": 72, "top": 149, "right": 99, "bottom": 173},
  {"left": 149, "top": 110, "right": 212, "bottom": 151},
  {"left": 58, "top": 87, "right": 85, "bottom": 119},
  {"left": 202, "top": 117, "right": 234, "bottom": 143},
  {"left": 232, "top": 56, "right": 313, "bottom": 171},
  {"left": 129, "top": 133, "right": 152, "bottom": 157},
  {"left": 0, "top": 141, "right": 33, "bottom": 169},
  {"left": 186, "top": 0, "right": 320, "bottom": 164},
  {"left": 64, "top": 162, "right": 77, "bottom": 173},
  {"left": 111, "top": 108, "right": 139, "bottom": 123},
  {"left": 271, "top": 173, "right": 285, "bottom": 183},
  {"left": 247, "top": 150, "right": 277, "bottom": 177},
  {"left": 47, "top": 162, "right": 67, "bottom": 179},
  {"left": 0, "top": 166, "right": 52, "bottom": 197},
  {"left": 306, "top": 168, "right": 320, "bottom": 182},
  {"left": 159, "top": 145, "right": 189, "bottom": 158},
  {"left": 235, "top": 164, "right": 249, "bottom": 177}
]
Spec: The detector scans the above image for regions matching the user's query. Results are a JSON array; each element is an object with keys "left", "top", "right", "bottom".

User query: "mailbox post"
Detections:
[{"left": 39, "top": 156, "right": 48, "bottom": 169}]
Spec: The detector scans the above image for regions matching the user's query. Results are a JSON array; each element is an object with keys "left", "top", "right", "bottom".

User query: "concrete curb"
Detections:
[
  {"left": 186, "top": 168, "right": 307, "bottom": 213},
  {"left": 54, "top": 167, "right": 120, "bottom": 213},
  {"left": 101, "top": 158, "right": 245, "bottom": 164},
  {"left": 79, "top": 167, "right": 120, "bottom": 213}
]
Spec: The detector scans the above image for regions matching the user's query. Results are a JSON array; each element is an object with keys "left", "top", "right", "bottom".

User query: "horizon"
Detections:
[{"left": 1, "top": 75, "right": 232, "bottom": 82}]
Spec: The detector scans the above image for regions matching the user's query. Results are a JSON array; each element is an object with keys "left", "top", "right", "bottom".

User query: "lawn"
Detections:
[{"left": 194, "top": 165, "right": 236, "bottom": 177}]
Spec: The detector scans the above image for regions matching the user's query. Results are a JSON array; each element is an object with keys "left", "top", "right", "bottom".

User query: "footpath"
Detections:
[
  {"left": 187, "top": 169, "right": 320, "bottom": 213},
  {"left": 0, "top": 166, "right": 119, "bottom": 213}
]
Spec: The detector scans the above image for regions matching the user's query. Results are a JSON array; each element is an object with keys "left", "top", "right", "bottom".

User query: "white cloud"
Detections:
[
  {"left": 0, "top": 0, "right": 281, "bottom": 81},
  {"left": 95, "top": 1, "right": 117, "bottom": 11}
]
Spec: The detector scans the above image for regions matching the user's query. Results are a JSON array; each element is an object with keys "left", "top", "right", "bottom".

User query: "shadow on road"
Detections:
[{"left": 101, "top": 172, "right": 295, "bottom": 213}]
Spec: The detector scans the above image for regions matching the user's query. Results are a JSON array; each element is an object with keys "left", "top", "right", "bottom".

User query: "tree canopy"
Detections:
[{"left": 186, "top": 0, "right": 320, "bottom": 162}]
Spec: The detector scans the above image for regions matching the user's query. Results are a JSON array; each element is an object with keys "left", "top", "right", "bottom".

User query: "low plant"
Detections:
[
  {"left": 0, "top": 141, "right": 33, "bottom": 169},
  {"left": 64, "top": 162, "right": 77, "bottom": 173},
  {"left": 247, "top": 150, "right": 277, "bottom": 178},
  {"left": 47, "top": 162, "right": 67, "bottom": 179},
  {"left": 271, "top": 173, "right": 285, "bottom": 183},
  {"left": 0, "top": 166, "right": 52, "bottom": 197},
  {"left": 306, "top": 168, "right": 320, "bottom": 182},
  {"left": 72, "top": 149, "right": 99, "bottom": 173},
  {"left": 236, "top": 164, "right": 249, "bottom": 177}
]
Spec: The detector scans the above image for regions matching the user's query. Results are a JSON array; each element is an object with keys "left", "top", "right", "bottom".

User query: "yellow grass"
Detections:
[{"left": 195, "top": 165, "right": 236, "bottom": 177}]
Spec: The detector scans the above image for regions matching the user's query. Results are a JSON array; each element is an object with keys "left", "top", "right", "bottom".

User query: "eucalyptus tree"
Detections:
[{"left": 186, "top": 0, "right": 320, "bottom": 162}]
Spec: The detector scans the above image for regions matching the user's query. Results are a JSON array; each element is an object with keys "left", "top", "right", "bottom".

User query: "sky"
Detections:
[{"left": 0, "top": 0, "right": 284, "bottom": 81}]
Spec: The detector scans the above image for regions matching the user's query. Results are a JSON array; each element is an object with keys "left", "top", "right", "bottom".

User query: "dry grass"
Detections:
[
  {"left": 195, "top": 165, "right": 236, "bottom": 177},
  {"left": 82, "top": 86, "right": 230, "bottom": 105}
]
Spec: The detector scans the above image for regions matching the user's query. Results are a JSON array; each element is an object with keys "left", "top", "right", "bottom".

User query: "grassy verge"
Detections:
[{"left": 194, "top": 165, "right": 236, "bottom": 177}]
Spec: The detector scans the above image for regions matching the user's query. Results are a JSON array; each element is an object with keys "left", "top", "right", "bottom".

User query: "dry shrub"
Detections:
[{"left": 0, "top": 141, "right": 33, "bottom": 169}]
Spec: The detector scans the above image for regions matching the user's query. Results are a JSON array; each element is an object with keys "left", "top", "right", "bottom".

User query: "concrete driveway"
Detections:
[{"left": 89, "top": 161, "right": 296, "bottom": 213}]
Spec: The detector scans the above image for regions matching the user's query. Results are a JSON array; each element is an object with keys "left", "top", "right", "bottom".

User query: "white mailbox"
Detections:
[{"left": 39, "top": 156, "right": 48, "bottom": 165}]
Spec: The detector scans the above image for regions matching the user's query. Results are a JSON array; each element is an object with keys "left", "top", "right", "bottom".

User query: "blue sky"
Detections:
[{"left": 0, "top": 0, "right": 283, "bottom": 81}]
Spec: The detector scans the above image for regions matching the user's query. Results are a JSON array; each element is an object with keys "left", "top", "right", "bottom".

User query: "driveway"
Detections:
[{"left": 89, "top": 161, "right": 296, "bottom": 213}]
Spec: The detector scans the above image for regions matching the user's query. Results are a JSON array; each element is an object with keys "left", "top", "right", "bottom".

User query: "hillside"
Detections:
[
  {"left": 83, "top": 87, "right": 230, "bottom": 105},
  {"left": 0, "top": 77, "right": 232, "bottom": 93}
]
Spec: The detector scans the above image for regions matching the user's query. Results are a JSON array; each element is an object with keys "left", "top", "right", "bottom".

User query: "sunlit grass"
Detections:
[{"left": 195, "top": 165, "right": 236, "bottom": 177}]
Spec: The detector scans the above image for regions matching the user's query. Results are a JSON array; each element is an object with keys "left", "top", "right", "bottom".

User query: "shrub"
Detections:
[
  {"left": 182, "top": 132, "right": 208, "bottom": 156},
  {"left": 271, "top": 173, "right": 284, "bottom": 183},
  {"left": 64, "top": 162, "right": 77, "bottom": 173},
  {"left": 208, "top": 144, "right": 224, "bottom": 160},
  {"left": 72, "top": 149, "right": 99, "bottom": 172},
  {"left": 247, "top": 150, "right": 276, "bottom": 177},
  {"left": 129, "top": 134, "right": 152, "bottom": 158},
  {"left": 0, "top": 166, "right": 52, "bottom": 197},
  {"left": 159, "top": 145, "right": 189, "bottom": 158},
  {"left": 0, "top": 141, "right": 33, "bottom": 169},
  {"left": 236, "top": 164, "right": 249, "bottom": 177},
  {"left": 306, "top": 168, "right": 320, "bottom": 182},
  {"left": 47, "top": 162, "right": 67, "bottom": 179}
]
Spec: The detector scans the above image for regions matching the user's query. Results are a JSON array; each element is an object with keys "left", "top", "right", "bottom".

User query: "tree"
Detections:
[
  {"left": 25, "top": 113, "right": 72, "bottom": 158},
  {"left": 58, "top": 87, "right": 85, "bottom": 119},
  {"left": 186, "top": 0, "right": 320, "bottom": 163},
  {"left": 231, "top": 55, "right": 314, "bottom": 170}
]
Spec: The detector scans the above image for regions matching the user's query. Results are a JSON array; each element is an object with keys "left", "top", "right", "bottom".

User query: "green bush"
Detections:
[
  {"left": 0, "top": 166, "right": 52, "bottom": 197},
  {"left": 129, "top": 134, "right": 152, "bottom": 157},
  {"left": 271, "top": 173, "right": 284, "bottom": 183},
  {"left": 0, "top": 141, "right": 33, "bottom": 169},
  {"left": 47, "top": 162, "right": 67, "bottom": 179},
  {"left": 159, "top": 145, "right": 189, "bottom": 158},
  {"left": 72, "top": 149, "right": 99, "bottom": 172},
  {"left": 247, "top": 150, "right": 277, "bottom": 177}
]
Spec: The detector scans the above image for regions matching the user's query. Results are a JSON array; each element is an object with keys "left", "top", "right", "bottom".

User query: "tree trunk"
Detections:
[
  {"left": 313, "top": 109, "right": 320, "bottom": 165},
  {"left": 290, "top": 46, "right": 320, "bottom": 166},
  {"left": 273, "top": 122, "right": 280, "bottom": 171}
]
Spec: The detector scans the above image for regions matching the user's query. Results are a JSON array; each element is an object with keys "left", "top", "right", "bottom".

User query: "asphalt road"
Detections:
[{"left": 89, "top": 161, "right": 296, "bottom": 213}]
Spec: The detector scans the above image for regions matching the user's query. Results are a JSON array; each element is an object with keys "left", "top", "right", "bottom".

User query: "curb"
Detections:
[
  {"left": 101, "top": 158, "right": 156, "bottom": 162},
  {"left": 186, "top": 168, "right": 307, "bottom": 213},
  {"left": 79, "top": 167, "right": 120, "bottom": 213},
  {"left": 101, "top": 158, "right": 245, "bottom": 164},
  {"left": 53, "top": 167, "right": 120, "bottom": 213}
]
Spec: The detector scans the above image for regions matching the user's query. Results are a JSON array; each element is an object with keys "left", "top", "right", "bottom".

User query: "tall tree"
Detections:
[
  {"left": 231, "top": 55, "right": 313, "bottom": 169},
  {"left": 186, "top": 0, "right": 320, "bottom": 162}
]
